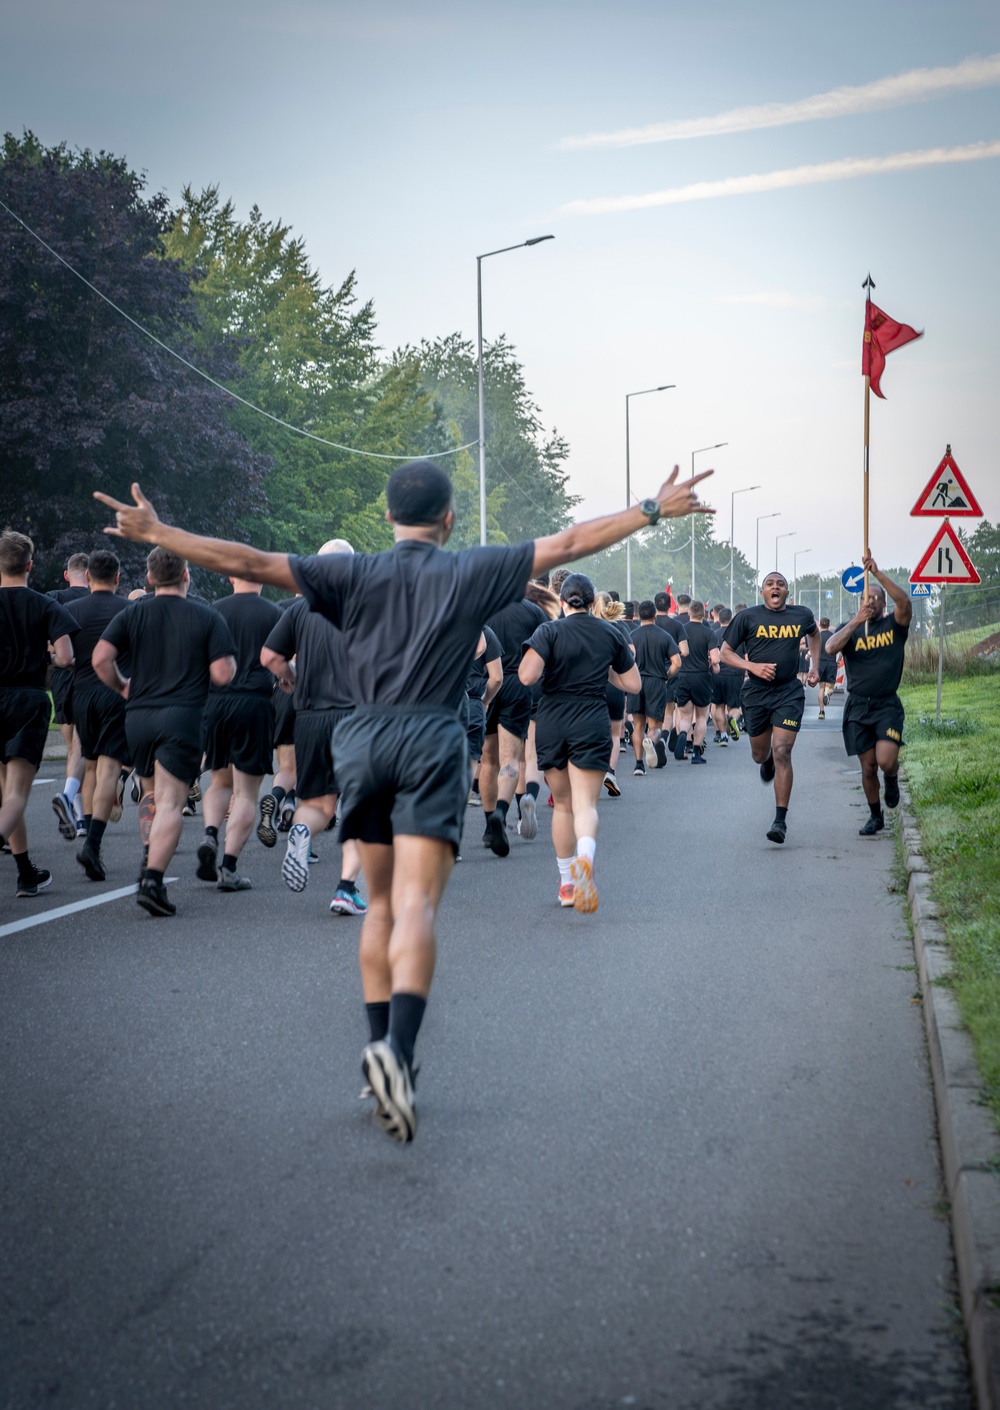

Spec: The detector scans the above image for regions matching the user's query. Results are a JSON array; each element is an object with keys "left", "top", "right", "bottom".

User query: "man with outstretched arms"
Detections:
[
  {"left": 92, "top": 547, "right": 237, "bottom": 917},
  {"left": 720, "top": 571, "right": 820, "bottom": 845},
  {"left": 96, "top": 460, "right": 712, "bottom": 1142},
  {"left": 824, "top": 556, "right": 911, "bottom": 836},
  {"left": 0, "top": 531, "right": 77, "bottom": 897}
]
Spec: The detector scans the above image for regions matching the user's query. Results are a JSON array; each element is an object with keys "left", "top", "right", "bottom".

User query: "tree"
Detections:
[
  {"left": 0, "top": 134, "right": 270, "bottom": 591},
  {"left": 571, "top": 517, "right": 757, "bottom": 604}
]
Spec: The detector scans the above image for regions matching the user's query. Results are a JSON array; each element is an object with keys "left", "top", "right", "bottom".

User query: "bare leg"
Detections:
[{"left": 146, "top": 765, "right": 189, "bottom": 872}]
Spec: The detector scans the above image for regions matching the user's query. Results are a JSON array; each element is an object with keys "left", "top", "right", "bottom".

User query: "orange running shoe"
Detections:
[
  {"left": 571, "top": 855, "right": 598, "bottom": 914},
  {"left": 558, "top": 882, "right": 575, "bottom": 908}
]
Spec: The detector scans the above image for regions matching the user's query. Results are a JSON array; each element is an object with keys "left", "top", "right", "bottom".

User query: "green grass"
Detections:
[
  {"left": 900, "top": 677, "right": 1000, "bottom": 1124},
  {"left": 945, "top": 619, "right": 1000, "bottom": 653}
]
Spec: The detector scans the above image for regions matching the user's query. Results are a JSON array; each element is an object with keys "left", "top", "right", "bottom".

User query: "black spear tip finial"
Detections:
[{"left": 862, "top": 272, "right": 875, "bottom": 292}]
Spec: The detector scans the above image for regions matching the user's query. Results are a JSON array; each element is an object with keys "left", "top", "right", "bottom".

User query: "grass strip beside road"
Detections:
[{"left": 899, "top": 675, "right": 1000, "bottom": 1123}]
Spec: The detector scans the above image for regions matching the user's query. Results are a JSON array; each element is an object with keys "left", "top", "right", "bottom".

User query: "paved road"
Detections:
[{"left": 1, "top": 706, "right": 972, "bottom": 1409}]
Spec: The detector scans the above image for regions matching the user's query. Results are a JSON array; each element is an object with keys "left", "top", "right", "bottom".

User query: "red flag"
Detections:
[{"left": 863, "top": 299, "right": 922, "bottom": 399}]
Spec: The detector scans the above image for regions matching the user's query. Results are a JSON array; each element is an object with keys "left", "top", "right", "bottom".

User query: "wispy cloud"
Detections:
[
  {"left": 558, "top": 55, "right": 1000, "bottom": 151},
  {"left": 558, "top": 140, "right": 1000, "bottom": 216},
  {"left": 718, "top": 292, "right": 825, "bottom": 311}
]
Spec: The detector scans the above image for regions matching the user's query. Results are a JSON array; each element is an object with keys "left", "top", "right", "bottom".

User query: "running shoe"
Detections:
[
  {"left": 256, "top": 794, "right": 278, "bottom": 848},
  {"left": 76, "top": 840, "right": 107, "bottom": 882},
  {"left": 673, "top": 732, "right": 688, "bottom": 762},
  {"left": 277, "top": 799, "right": 296, "bottom": 833},
  {"left": 884, "top": 775, "right": 900, "bottom": 809},
  {"left": 485, "top": 811, "right": 510, "bottom": 858},
  {"left": 765, "top": 819, "right": 787, "bottom": 844},
  {"left": 518, "top": 795, "right": 538, "bottom": 840},
  {"left": 642, "top": 736, "right": 658, "bottom": 770},
  {"left": 75, "top": 820, "right": 88, "bottom": 840},
  {"left": 136, "top": 876, "right": 176, "bottom": 917},
  {"left": 759, "top": 754, "right": 775, "bottom": 783},
  {"left": 859, "top": 812, "right": 885, "bottom": 836},
  {"left": 196, "top": 838, "right": 219, "bottom": 882},
  {"left": 603, "top": 771, "right": 621, "bottom": 797},
  {"left": 571, "top": 855, "right": 598, "bottom": 914},
  {"left": 52, "top": 793, "right": 77, "bottom": 841},
  {"left": 362, "top": 1039, "right": 417, "bottom": 1143},
  {"left": 654, "top": 738, "right": 668, "bottom": 769},
  {"left": 129, "top": 771, "right": 142, "bottom": 804},
  {"left": 558, "top": 882, "right": 575, "bottom": 907},
  {"left": 468, "top": 790, "right": 482, "bottom": 807},
  {"left": 622, "top": 721, "right": 633, "bottom": 747},
  {"left": 110, "top": 770, "right": 127, "bottom": 824},
  {"left": 817, "top": 708, "right": 826, "bottom": 720},
  {"left": 16, "top": 865, "right": 52, "bottom": 898},
  {"left": 690, "top": 749, "right": 707, "bottom": 765},
  {"left": 633, "top": 760, "right": 646, "bottom": 776},
  {"left": 182, "top": 796, "right": 198, "bottom": 818},
  {"left": 217, "top": 868, "right": 252, "bottom": 891},
  {"left": 727, "top": 717, "right": 740, "bottom": 741},
  {"left": 308, "top": 850, "right": 319, "bottom": 864},
  {"left": 330, "top": 887, "right": 368, "bottom": 915},
  {"left": 719, "top": 735, "right": 728, "bottom": 748},
  {"left": 282, "top": 823, "right": 312, "bottom": 891},
  {"left": 667, "top": 727, "right": 678, "bottom": 753}
]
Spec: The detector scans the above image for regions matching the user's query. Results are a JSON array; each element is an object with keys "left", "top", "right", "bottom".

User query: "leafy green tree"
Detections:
[{"left": 572, "top": 516, "right": 756, "bottom": 605}]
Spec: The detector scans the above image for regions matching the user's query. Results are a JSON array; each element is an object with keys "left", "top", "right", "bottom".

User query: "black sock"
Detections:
[
  {"left": 205, "top": 825, "right": 219, "bottom": 843},
  {"left": 83, "top": 814, "right": 92, "bottom": 828},
  {"left": 145, "top": 867, "right": 164, "bottom": 887},
  {"left": 775, "top": 806, "right": 788, "bottom": 823},
  {"left": 13, "top": 851, "right": 34, "bottom": 881},
  {"left": 337, "top": 876, "right": 358, "bottom": 894},
  {"left": 471, "top": 777, "right": 480, "bottom": 796},
  {"left": 870, "top": 802, "right": 883, "bottom": 819},
  {"left": 526, "top": 781, "right": 540, "bottom": 800},
  {"left": 272, "top": 786, "right": 286, "bottom": 806},
  {"left": 495, "top": 798, "right": 510, "bottom": 822},
  {"left": 88, "top": 818, "right": 108, "bottom": 849},
  {"left": 389, "top": 992, "right": 427, "bottom": 1070},
  {"left": 222, "top": 853, "right": 238, "bottom": 872},
  {"left": 366, "top": 1001, "right": 390, "bottom": 1043}
]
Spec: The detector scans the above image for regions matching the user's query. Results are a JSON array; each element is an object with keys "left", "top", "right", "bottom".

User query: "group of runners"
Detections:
[{"left": 0, "top": 459, "right": 912, "bottom": 1142}]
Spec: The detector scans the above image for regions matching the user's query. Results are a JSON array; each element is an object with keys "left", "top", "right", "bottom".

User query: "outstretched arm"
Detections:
[
  {"left": 531, "top": 466, "right": 714, "bottom": 577},
  {"left": 94, "top": 484, "right": 298, "bottom": 592},
  {"left": 866, "top": 555, "right": 912, "bottom": 627}
]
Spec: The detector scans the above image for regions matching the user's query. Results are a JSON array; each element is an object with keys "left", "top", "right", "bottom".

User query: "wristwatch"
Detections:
[{"left": 639, "top": 498, "right": 661, "bottom": 525}]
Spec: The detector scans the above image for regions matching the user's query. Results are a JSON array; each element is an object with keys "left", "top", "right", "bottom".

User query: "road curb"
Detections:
[{"left": 899, "top": 780, "right": 1000, "bottom": 1410}]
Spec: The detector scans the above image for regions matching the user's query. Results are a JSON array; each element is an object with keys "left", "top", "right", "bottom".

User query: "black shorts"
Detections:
[
  {"left": 126, "top": 706, "right": 204, "bottom": 785},
  {"left": 842, "top": 693, "right": 905, "bottom": 757},
  {"left": 627, "top": 674, "right": 667, "bottom": 723},
  {"left": 73, "top": 683, "right": 129, "bottom": 764},
  {"left": 663, "top": 677, "right": 679, "bottom": 705},
  {"left": 294, "top": 706, "right": 353, "bottom": 801},
  {"left": 529, "top": 681, "right": 542, "bottom": 719},
  {"left": 819, "top": 660, "right": 838, "bottom": 685},
  {"left": 272, "top": 687, "right": 296, "bottom": 748},
  {"left": 712, "top": 671, "right": 743, "bottom": 708},
  {"left": 675, "top": 672, "right": 713, "bottom": 709},
  {"left": 465, "top": 695, "right": 486, "bottom": 762},
  {"left": 534, "top": 696, "right": 612, "bottom": 774},
  {"left": 605, "top": 682, "right": 626, "bottom": 720},
  {"left": 485, "top": 674, "right": 531, "bottom": 741},
  {"left": 740, "top": 679, "right": 805, "bottom": 737},
  {"left": 0, "top": 687, "right": 50, "bottom": 768},
  {"left": 50, "top": 666, "right": 74, "bottom": 726},
  {"left": 203, "top": 692, "right": 274, "bottom": 776},
  {"left": 333, "top": 706, "right": 469, "bottom": 854}
]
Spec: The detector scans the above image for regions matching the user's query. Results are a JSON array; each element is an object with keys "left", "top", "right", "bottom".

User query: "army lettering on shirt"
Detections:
[
  {"left": 838, "top": 613, "right": 909, "bottom": 697},
  {"left": 722, "top": 603, "right": 818, "bottom": 687}
]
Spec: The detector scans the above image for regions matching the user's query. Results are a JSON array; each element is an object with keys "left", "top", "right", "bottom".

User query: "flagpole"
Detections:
[{"left": 862, "top": 274, "right": 875, "bottom": 635}]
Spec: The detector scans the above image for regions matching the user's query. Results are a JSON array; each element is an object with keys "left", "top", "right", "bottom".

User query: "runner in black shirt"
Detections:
[
  {"left": 720, "top": 572, "right": 820, "bottom": 844},
  {"left": 654, "top": 590, "right": 688, "bottom": 748},
  {"left": 673, "top": 599, "right": 715, "bottom": 764},
  {"left": 94, "top": 547, "right": 236, "bottom": 917},
  {"left": 628, "top": 602, "right": 681, "bottom": 773},
  {"left": 480, "top": 594, "right": 547, "bottom": 856},
  {"left": 0, "top": 531, "right": 78, "bottom": 896},
  {"left": 64, "top": 550, "right": 129, "bottom": 881},
  {"left": 817, "top": 617, "right": 838, "bottom": 719},
  {"left": 709, "top": 606, "right": 743, "bottom": 745},
  {"left": 47, "top": 554, "right": 90, "bottom": 841},
  {"left": 825, "top": 556, "right": 911, "bottom": 835},
  {"left": 593, "top": 591, "right": 635, "bottom": 794},
  {"left": 97, "top": 459, "right": 714, "bottom": 1142},
  {"left": 464, "top": 626, "right": 503, "bottom": 804}
]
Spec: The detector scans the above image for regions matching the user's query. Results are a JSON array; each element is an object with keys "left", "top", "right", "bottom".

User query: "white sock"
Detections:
[
  {"left": 64, "top": 776, "right": 81, "bottom": 802},
  {"left": 72, "top": 795, "right": 86, "bottom": 822},
  {"left": 576, "top": 836, "right": 596, "bottom": 864},
  {"left": 557, "top": 856, "right": 574, "bottom": 884}
]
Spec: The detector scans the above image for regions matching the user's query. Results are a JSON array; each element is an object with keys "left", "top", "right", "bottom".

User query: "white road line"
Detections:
[
  {"left": 31, "top": 778, "right": 57, "bottom": 787},
  {"left": 0, "top": 878, "right": 177, "bottom": 938}
]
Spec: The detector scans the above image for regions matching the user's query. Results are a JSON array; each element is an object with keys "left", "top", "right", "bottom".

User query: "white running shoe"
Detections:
[
  {"left": 362, "top": 1040, "right": 416, "bottom": 1143},
  {"left": 281, "top": 823, "right": 311, "bottom": 892},
  {"left": 518, "top": 794, "right": 538, "bottom": 840},
  {"left": 642, "top": 736, "right": 658, "bottom": 770}
]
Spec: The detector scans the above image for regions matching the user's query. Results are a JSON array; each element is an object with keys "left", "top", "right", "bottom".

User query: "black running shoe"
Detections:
[
  {"left": 667, "top": 728, "right": 678, "bottom": 753},
  {"left": 759, "top": 754, "right": 775, "bottom": 783},
  {"left": 486, "top": 811, "right": 510, "bottom": 857},
  {"left": 633, "top": 760, "right": 646, "bottom": 776},
  {"left": 654, "top": 738, "right": 668, "bottom": 769},
  {"left": 859, "top": 812, "right": 885, "bottom": 836},
  {"left": 256, "top": 794, "right": 277, "bottom": 848},
  {"left": 766, "top": 819, "right": 787, "bottom": 844},
  {"left": 137, "top": 876, "right": 176, "bottom": 917},
  {"left": 76, "top": 840, "right": 107, "bottom": 882},
  {"left": 884, "top": 775, "right": 900, "bottom": 809},
  {"left": 196, "top": 838, "right": 219, "bottom": 882},
  {"left": 16, "top": 865, "right": 52, "bottom": 898}
]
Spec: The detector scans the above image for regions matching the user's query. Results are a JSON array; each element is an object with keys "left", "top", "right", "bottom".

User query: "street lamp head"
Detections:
[
  {"left": 525, "top": 235, "right": 555, "bottom": 246},
  {"left": 657, "top": 384, "right": 676, "bottom": 391}
]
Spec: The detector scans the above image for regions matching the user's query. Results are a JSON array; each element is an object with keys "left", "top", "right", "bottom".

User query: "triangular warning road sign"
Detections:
[
  {"left": 910, "top": 449, "right": 983, "bottom": 517},
  {"left": 910, "top": 521, "right": 981, "bottom": 584}
]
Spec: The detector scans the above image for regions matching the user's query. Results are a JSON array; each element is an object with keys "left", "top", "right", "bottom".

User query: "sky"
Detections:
[{"left": 4, "top": 0, "right": 1000, "bottom": 586}]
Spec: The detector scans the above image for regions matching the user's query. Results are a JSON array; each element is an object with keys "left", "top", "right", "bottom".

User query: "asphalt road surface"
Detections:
[{"left": 1, "top": 704, "right": 972, "bottom": 1409}]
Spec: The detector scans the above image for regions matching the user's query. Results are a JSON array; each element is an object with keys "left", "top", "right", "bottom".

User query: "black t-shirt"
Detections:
[
  {"left": 290, "top": 540, "right": 535, "bottom": 713},
  {"left": 466, "top": 624, "right": 503, "bottom": 699},
  {"left": 525, "top": 614, "right": 634, "bottom": 699},
  {"left": 722, "top": 604, "right": 818, "bottom": 686},
  {"left": 655, "top": 613, "right": 688, "bottom": 646},
  {"left": 821, "top": 628, "right": 835, "bottom": 656},
  {"left": 263, "top": 597, "right": 352, "bottom": 712},
  {"left": 211, "top": 593, "right": 284, "bottom": 696},
  {"left": 47, "top": 585, "right": 90, "bottom": 606},
  {"left": 632, "top": 624, "right": 680, "bottom": 680},
  {"left": 0, "top": 587, "right": 79, "bottom": 690},
  {"left": 840, "top": 613, "right": 909, "bottom": 697},
  {"left": 101, "top": 595, "right": 236, "bottom": 710},
  {"left": 65, "top": 591, "right": 128, "bottom": 689},
  {"left": 679, "top": 620, "right": 714, "bottom": 674},
  {"left": 711, "top": 624, "right": 744, "bottom": 674},
  {"left": 487, "top": 597, "right": 548, "bottom": 677}
]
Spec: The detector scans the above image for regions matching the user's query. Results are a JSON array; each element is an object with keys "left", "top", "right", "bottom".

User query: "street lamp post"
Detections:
[
  {"left": 690, "top": 443, "right": 727, "bottom": 598},
  {"left": 793, "top": 547, "right": 812, "bottom": 605},
  {"left": 729, "top": 484, "right": 760, "bottom": 611},
  {"left": 775, "top": 530, "right": 796, "bottom": 574},
  {"left": 625, "top": 384, "right": 675, "bottom": 600},
  {"left": 477, "top": 235, "right": 554, "bottom": 546},
  {"left": 755, "top": 513, "right": 780, "bottom": 597}
]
